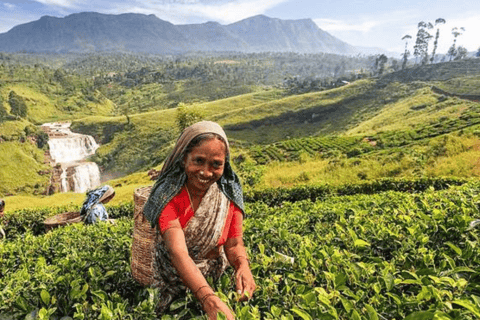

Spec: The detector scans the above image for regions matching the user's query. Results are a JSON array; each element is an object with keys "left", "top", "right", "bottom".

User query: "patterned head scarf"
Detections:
[
  {"left": 80, "top": 185, "right": 114, "bottom": 215},
  {"left": 143, "top": 121, "right": 244, "bottom": 228}
]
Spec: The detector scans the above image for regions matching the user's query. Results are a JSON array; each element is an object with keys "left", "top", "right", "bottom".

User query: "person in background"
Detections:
[
  {"left": 0, "top": 199, "right": 5, "bottom": 238},
  {"left": 143, "top": 121, "right": 256, "bottom": 320},
  {"left": 81, "top": 185, "right": 115, "bottom": 224}
]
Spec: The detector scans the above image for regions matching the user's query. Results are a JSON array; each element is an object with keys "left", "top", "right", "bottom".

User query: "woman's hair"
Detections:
[
  {"left": 0, "top": 199, "right": 4, "bottom": 212},
  {"left": 184, "top": 132, "right": 228, "bottom": 157}
]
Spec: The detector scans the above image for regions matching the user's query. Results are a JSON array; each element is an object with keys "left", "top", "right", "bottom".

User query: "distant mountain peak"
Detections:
[{"left": 0, "top": 12, "right": 383, "bottom": 55}]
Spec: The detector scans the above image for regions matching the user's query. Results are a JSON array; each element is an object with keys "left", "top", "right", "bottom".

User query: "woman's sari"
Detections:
[{"left": 142, "top": 121, "right": 245, "bottom": 313}]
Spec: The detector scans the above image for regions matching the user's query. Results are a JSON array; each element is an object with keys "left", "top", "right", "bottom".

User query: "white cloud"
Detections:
[
  {"left": 106, "top": 0, "right": 289, "bottom": 24},
  {"left": 3, "top": 3, "right": 16, "bottom": 9},
  {"left": 33, "top": 0, "right": 79, "bottom": 8},
  {"left": 438, "top": 15, "right": 480, "bottom": 52},
  {"left": 314, "top": 18, "right": 383, "bottom": 33}
]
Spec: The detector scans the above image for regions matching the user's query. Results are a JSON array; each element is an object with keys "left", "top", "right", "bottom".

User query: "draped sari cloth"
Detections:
[
  {"left": 142, "top": 121, "right": 245, "bottom": 314},
  {"left": 81, "top": 185, "right": 114, "bottom": 224},
  {"left": 153, "top": 183, "right": 231, "bottom": 313}
]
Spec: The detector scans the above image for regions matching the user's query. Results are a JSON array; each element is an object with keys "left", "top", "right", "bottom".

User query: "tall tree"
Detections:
[
  {"left": 0, "top": 99, "right": 8, "bottom": 122},
  {"left": 414, "top": 21, "right": 434, "bottom": 65},
  {"left": 8, "top": 91, "right": 28, "bottom": 118},
  {"left": 375, "top": 54, "right": 388, "bottom": 75},
  {"left": 401, "top": 34, "right": 412, "bottom": 69},
  {"left": 430, "top": 18, "right": 446, "bottom": 63},
  {"left": 448, "top": 27, "right": 465, "bottom": 61},
  {"left": 455, "top": 46, "right": 468, "bottom": 60}
]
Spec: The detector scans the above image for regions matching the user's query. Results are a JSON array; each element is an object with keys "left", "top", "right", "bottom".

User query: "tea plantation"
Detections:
[{"left": 2, "top": 178, "right": 480, "bottom": 319}]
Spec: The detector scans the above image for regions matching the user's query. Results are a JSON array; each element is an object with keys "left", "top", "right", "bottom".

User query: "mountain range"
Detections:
[{"left": 0, "top": 12, "right": 386, "bottom": 56}]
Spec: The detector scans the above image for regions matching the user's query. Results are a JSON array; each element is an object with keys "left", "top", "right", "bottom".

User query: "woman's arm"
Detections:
[
  {"left": 162, "top": 220, "right": 235, "bottom": 320},
  {"left": 224, "top": 237, "right": 256, "bottom": 301}
]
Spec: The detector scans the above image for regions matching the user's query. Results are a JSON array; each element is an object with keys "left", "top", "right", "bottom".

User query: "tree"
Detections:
[
  {"left": 0, "top": 99, "right": 8, "bottom": 122},
  {"left": 448, "top": 27, "right": 465, "bottom": 61},
  {"left": 175, "top": 103, "right": 205, "bottom": 132},
  {"left": 375, "top": 54, "right": 388, "bottom": 75},
  {"left": 401, "top": 34, "right": 412, "bottom": 69},
  {"left": 8, "top": 91, "right": 27, "bottom": 118},
  {"left": 413, "top": 21, "right": 434, "bottom": 65},
  {"left": 430, "top": 18, "right": 446, "bottom": 63},
  {"left": 455, "top": 46, "right": 468, "bottom": 60}
]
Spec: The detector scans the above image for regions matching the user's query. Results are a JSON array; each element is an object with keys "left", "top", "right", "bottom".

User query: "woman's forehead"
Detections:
[{"left": 191, "top": 138, "right": 226, "bottom": 156}]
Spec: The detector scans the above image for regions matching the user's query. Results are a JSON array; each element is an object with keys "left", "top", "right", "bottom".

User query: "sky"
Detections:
[{"left": 0, "top": 0, "right": 479, "bottom": 55}]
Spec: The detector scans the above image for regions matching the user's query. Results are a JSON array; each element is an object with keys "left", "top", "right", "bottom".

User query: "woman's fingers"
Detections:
[{"left": 236, "top": 268, "right": 256, "bottom": 301}]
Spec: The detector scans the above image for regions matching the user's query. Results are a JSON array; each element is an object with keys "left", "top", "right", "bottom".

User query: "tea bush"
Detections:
[{"left": 2, "top": 179, "right": 480, "bottom": 319}]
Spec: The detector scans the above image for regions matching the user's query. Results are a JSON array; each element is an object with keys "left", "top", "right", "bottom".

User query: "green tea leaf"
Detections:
[
  {"left": 15, "top": 296, "right": 29, "bottom": 312},
  {"left": 365, "top": 304, "right": 379, "bottom": 320},
  {"left": 404, "top": 311, "right": 434, "bottom": 320},
  {"left": 445, "top": 242, "right": 462, "bottom": 256},
  {"left": 384, "top": 273, "right": 394, "bottom": 291},
  {"left": 271, "top": 306, "right": 283, "bottom": 317},
  {"left": 354, "top": 239, "right": 370, "bottom": 248},
  {"left": 291, "top": 307, "right": 312, "bottom": 320},
  {"left": 452, "top": 300, "right": 480, "bottom": 317},
  {"left": 40, "top": 289, "right": 50, "bottom": 305}
]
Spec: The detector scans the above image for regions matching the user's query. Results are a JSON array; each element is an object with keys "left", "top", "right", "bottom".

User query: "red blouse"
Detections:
[{"left": 158, "top": 186, "right": 243, "bottom": 246}]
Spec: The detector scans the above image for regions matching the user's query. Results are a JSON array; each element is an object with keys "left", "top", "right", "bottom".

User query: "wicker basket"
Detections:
[
  {"left": 44, "top": 211, "right": 82, "bottom": 231},
  {"left": 131, "top": 186, "right": 156, "bottom": 286}
]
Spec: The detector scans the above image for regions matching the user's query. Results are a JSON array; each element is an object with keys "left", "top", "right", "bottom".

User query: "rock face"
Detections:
[
  {"left": 0, "top": 12, "right": 358, "bottom": 55},
  {"left": 42, "top": 122, "right": 101, "bottom": 193}
]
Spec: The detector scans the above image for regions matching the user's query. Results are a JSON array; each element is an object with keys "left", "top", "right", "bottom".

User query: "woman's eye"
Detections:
[
  {"left": 213, "top": 162, "right": 224, "bottom": 169},
  {"left": 193, "top": 158, "right": 205, "bottom": 165}
]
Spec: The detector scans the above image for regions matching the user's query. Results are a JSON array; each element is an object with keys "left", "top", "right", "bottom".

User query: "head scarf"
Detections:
[
  {"left": 143, "top": 121, "right": 244, "bottom": 228},
  {"left": 81, "top": 185, "right": 115, "bottom": 216}
]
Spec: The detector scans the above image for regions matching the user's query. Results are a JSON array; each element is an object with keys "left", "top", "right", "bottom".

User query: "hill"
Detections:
[
  {"left": 0, "top": 12, "right": 359, "bottom": 55},
  {"left": 1, "top": 55, "right": 480, "bottom": 196}
]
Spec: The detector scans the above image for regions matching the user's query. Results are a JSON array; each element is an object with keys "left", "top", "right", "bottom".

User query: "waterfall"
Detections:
[{"left": 43, "top": 122, "right": 102, "bottom": 193}]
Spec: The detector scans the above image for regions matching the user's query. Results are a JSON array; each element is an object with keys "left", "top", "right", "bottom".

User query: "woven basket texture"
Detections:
[
  {"left": 131, "top": 186, "right": 156, "bottom": 286},
  {"left": 44, "top": 212, "right": 82, "bottom": 231}
]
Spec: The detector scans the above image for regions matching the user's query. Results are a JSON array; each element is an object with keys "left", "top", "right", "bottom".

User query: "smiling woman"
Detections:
[{"left": 141, "top": 121, "right": 256, "bottom": 320}]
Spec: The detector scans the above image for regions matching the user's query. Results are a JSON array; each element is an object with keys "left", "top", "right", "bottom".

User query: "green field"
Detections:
[{"left": 2, "top": 53, "right": 480, "bottom": 319}]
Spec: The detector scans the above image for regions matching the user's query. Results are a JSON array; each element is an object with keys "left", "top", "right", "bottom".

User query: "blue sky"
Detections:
[{"left": 1, "top": 0, "right": 479, "bottom": 55}]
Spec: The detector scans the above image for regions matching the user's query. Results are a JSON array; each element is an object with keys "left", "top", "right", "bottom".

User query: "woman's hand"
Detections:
[
  {"left": 235, "top": 259, "right": 256, "bottom": 301},
  {"left": 202, "top": 295, "right": 235, "bottom": 320},
  {"left": 224, "top": 237, "right": 256, "bottom": 301}
]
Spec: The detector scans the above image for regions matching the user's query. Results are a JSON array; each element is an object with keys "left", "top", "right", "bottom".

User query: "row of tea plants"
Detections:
[{"left": 2, "top": 179, "right": 480, "bottom": 319}]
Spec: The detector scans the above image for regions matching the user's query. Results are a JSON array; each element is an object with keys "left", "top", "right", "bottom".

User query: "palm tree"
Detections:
[
  {"left": 401, "top": 34, "right": 412, "bottom": 69},
  {"left": 448, "top": 27, "right": 465, "bottom": 61},
  {"left": 430, "top": 18, "right": 446, "bottom": 63},
  {"left": 413, "top": 21, "right": 434, "bottom": 65}
]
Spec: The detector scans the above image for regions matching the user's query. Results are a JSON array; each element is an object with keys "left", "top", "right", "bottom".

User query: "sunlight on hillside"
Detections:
[{"left": 346, "top": 87, "right": 472, "bottom": 136}]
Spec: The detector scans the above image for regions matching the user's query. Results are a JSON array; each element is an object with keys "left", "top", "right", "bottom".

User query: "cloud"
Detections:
[
  {"left": 33, "top": 0, "right": 79, "bottom": 8},
  {"left": 439, "top": 15, "right": 480, "bottom": 51},
  {"left": 3, "top": 3, "right": 16, "bottom": 9},
  {"left": 92, "top": 0, "right": 290, "bottom": 24},
  {"left": 314, "top": 18, "right": 385, "bottom": 33}
]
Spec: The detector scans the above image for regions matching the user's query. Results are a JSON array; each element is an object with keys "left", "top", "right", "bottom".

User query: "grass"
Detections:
[
  {"left": 0, "top": 84, "right": 58, "bottom": 124},
  {"left": 345, "top": 87, "right": 477, "bottom": 136},
  {"left": 0, "top": 141, "right": 50, "bottom": 196},
  {"left": 0, "top": 119, "right": 30, "bottom": 139}
]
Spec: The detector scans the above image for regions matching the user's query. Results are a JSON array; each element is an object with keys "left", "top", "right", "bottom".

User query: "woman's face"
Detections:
[{"left": 183, "top": 138, "right": 226, "bottom": 194}]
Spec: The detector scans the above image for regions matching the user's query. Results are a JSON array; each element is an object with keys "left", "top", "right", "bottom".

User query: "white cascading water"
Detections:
[{"left": 43, "top": 122, "right": 102, "bottom": 193}]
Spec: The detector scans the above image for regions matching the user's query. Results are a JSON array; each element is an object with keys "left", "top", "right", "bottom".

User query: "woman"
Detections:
[
  {"left": 0, "top": 199, "right": 4, "bottom": 217},
  {"left": 81, "top": 185, "right": 115, "bottom": 224},
  {"left": 143, "top": 121, "right": 255, "bottom": 320},
  {"left": 0, "top": 199, "right": 5, "bottom": 239}
]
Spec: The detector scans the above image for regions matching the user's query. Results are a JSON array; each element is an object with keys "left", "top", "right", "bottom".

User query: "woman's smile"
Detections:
[{"left": 183, "top": 138, "right": 226, "bottom": 194}]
